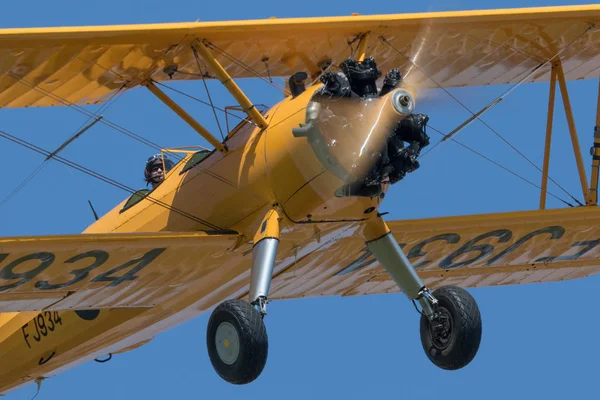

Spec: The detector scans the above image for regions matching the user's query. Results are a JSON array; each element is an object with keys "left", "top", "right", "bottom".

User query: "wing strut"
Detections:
[
  {"left": 540, "top": 64, "right": 558, "bottom": 210},
  {"left": 144, "top": 81, "right": 227, "bottom": 153},
  {"left": 356, "top": 32, "right": 369, "bottom": 62},
  {"left": 590, "top": 78, "right": 600, "bottom": 205},
  {"left": 193, "top": 40, "right": 268, "bottom": 130},
  {"left": 555, "top": 60, "right": 592, "bottom": 204}
]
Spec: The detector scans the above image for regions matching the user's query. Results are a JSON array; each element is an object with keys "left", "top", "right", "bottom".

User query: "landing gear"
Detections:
[
  {"left": 206, "top": 299, "right": 268, "bottom": 384},
  {"left": 365, "top": 218, "right": 482, "bottom": 371},
  {"left": 206, "top": 209, "right": 280, "bottom": 384},
  {"left": 419, "top": 286, "right": 482, "bottom": 370}
]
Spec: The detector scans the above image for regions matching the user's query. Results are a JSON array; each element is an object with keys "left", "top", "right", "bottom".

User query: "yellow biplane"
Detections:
[{"left": 1, "top": 4, "right": 600, "bottom": 394}]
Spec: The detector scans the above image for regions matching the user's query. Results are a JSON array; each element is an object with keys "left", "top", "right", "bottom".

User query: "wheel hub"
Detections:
[
  {"left": 215, "top": 322, "right": 240, "bottom": 365},
  {"left": 430, "top": 307, "right": 453, "bottom": 350}
]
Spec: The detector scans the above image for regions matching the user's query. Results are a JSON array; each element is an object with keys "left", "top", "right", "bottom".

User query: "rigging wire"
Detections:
[
  {"left": 348, "top": 35, "right": 360, "bottom": 59},
  {"left": 192, "top": 46, "right": 225, "bottom": 141},
  {"left": 1, "top": 64, "right": 269, "bottom": 203},
  {"left": 0, "top": 127, "right": 226, "bottom": 231},
  {"left": 152, "top": 80, "right": 249, "bottom": 123},
  {"left": 4, "top": 71, "right": 186, "bottom": 162},
  {"left": 0, "top": 162, "right": 46, "bottom": 209},
  {"left": 379, "top": 24, "right": 595, "bottom": 206},
  {"left": 201, "top": 41, "right": 289, "bottom": 95},
  {"left": 0, "top": 88, "right": 123, "bottom": 208},
  {"left": 435, "top": 24, "right": 594, "bottom": 143},
  {"left": 426, "top": 124, "right": 574, "bottom": 207},
  {"left": 380, "top": 34, "right": 589, "bottom": 206}
]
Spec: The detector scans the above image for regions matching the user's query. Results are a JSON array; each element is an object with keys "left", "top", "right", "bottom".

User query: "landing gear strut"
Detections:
[
  {"left": 365, "top": 218, "right": 482, "bottom": 370},
  {"left": 206, "top": 209, "right": 280, "bottom": 384}
]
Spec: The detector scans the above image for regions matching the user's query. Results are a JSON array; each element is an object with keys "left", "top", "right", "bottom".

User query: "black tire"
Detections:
[
  {"left": 419, "top": 286, "right": 482, "bottom": 370},
  {"left": 206, "top": 299, "right": 268, "bottom": 384}
]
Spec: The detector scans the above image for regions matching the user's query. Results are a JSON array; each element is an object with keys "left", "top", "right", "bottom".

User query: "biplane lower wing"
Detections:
[
  {"left": 0, "top": 231, "right": 252, "bottom": 393},
  {"left": 0, "top": 231, "right": 242, "bottom": 312},
  {"left": 268, "top": 207, "right": 600, "bottom": 299},
  {"left": 1, "top": 210, "right": 599, "bottom": 393}
]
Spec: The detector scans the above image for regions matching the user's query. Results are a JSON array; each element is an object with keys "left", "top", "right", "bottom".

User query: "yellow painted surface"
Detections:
[
  {"left": 145, "top": 82, "right": 227, "bottom": 152},
  {"left": 111, "top": 337, "right": 153, "bottom": 354},
  {"left": 2, "top": 206, "right": 600, "bottom": 393},
  {"left": 0, "top": 232, "right": 241, "bottom": 310},
  {"left": 253, "top": 209, "right": 281, "bottom": 243},
  {"left": 361, "top": 216, "right": 392, "bottom": 242},
  {"left": 0, "top": 6, "right": 598, "bottom": 108},
  {"left": 540, "top": 66, "right": 557, "bottom": 210},
  {"left": 0, "top": 308, "right": 146, "bottom": 392},
  {"left": 2, "top": 4, "right": 600, "bottom": 395},
  {"left": 193, "top": 41, "right": 268, "bottom": 129},
  {"left": 269, "top": 207, "right": 600, "bottom": 299},
  {"left": 0, "top": 312, "right": 37, "bottom": 343}
]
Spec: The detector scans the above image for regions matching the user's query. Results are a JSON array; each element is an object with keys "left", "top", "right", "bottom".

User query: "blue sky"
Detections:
[{"left": 1, "top": 0, "right": 599, "bottom": 398}]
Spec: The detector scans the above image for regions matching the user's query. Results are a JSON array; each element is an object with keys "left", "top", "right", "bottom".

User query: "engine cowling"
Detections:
[{"left": 292, "top": 57, "right": 431, "bottom": 198}]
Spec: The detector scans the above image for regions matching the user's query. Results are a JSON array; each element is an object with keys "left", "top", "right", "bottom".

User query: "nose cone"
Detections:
[
  {"left": 293, "top": 88, "right": 415, "bottom": 184},
  {"left": 391, "top": 89, "right": 416, "bottom": 115}
]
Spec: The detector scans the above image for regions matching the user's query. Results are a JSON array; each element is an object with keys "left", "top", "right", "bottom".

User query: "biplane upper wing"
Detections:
[
  {"left": 267, "top": 207, "right": 600, "bottom": 299},
  {"left": 0, "top": 5, "right": 599, "bottom": 108},
  {"left": 0, "top": 231, "right": 244, "bottom": 312}
]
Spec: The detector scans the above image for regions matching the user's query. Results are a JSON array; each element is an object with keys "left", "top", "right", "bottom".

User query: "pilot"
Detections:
[{"left": 144, "top": 153, "right": 174, "bottom": 189}]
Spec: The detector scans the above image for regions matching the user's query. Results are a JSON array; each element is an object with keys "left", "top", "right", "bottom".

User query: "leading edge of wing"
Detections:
[
  {"left": 0, "top": 231, "right": 243, "bottom": 312},
  {"left": 0, "top": 5, "right": 598, "bottom": 43},
  {"left": 268, "top": 207, "right": 600, "bottom": 300},
  {"left": 0, "top": 4, "right": 599, "bottom": 109}
]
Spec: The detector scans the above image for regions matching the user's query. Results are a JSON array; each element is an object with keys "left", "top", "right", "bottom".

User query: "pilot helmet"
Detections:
[{"left": 144, "top": 153, "right": 174, "bottom": 184}]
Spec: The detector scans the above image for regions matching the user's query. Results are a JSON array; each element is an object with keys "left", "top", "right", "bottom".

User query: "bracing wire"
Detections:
[
  {"left": 4, "top": 70, "right": 186, "bottom": 162},
  {"left": 0, "top": 127, "right": 226, "bottom": 231},
  {"left": 152, "top": 81, "right": 251, "bottom": 125},
  {"left": 379, "top": 23, "right": 596, "bottom": 206},
  {"left": 426, "top": 124, "right": 575, "bottom": 207},
  {"left": 192, "top": 46, "right": 225, "bottom": 141},
  {"left": 0, "top": 88, "right": 124, "bottom": 208},
  {"left": 202, "top": 41, "right": 289, "bottom": 95},
  {"left": 1, "top": 64, "right": 270, "bottom": 206}
]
